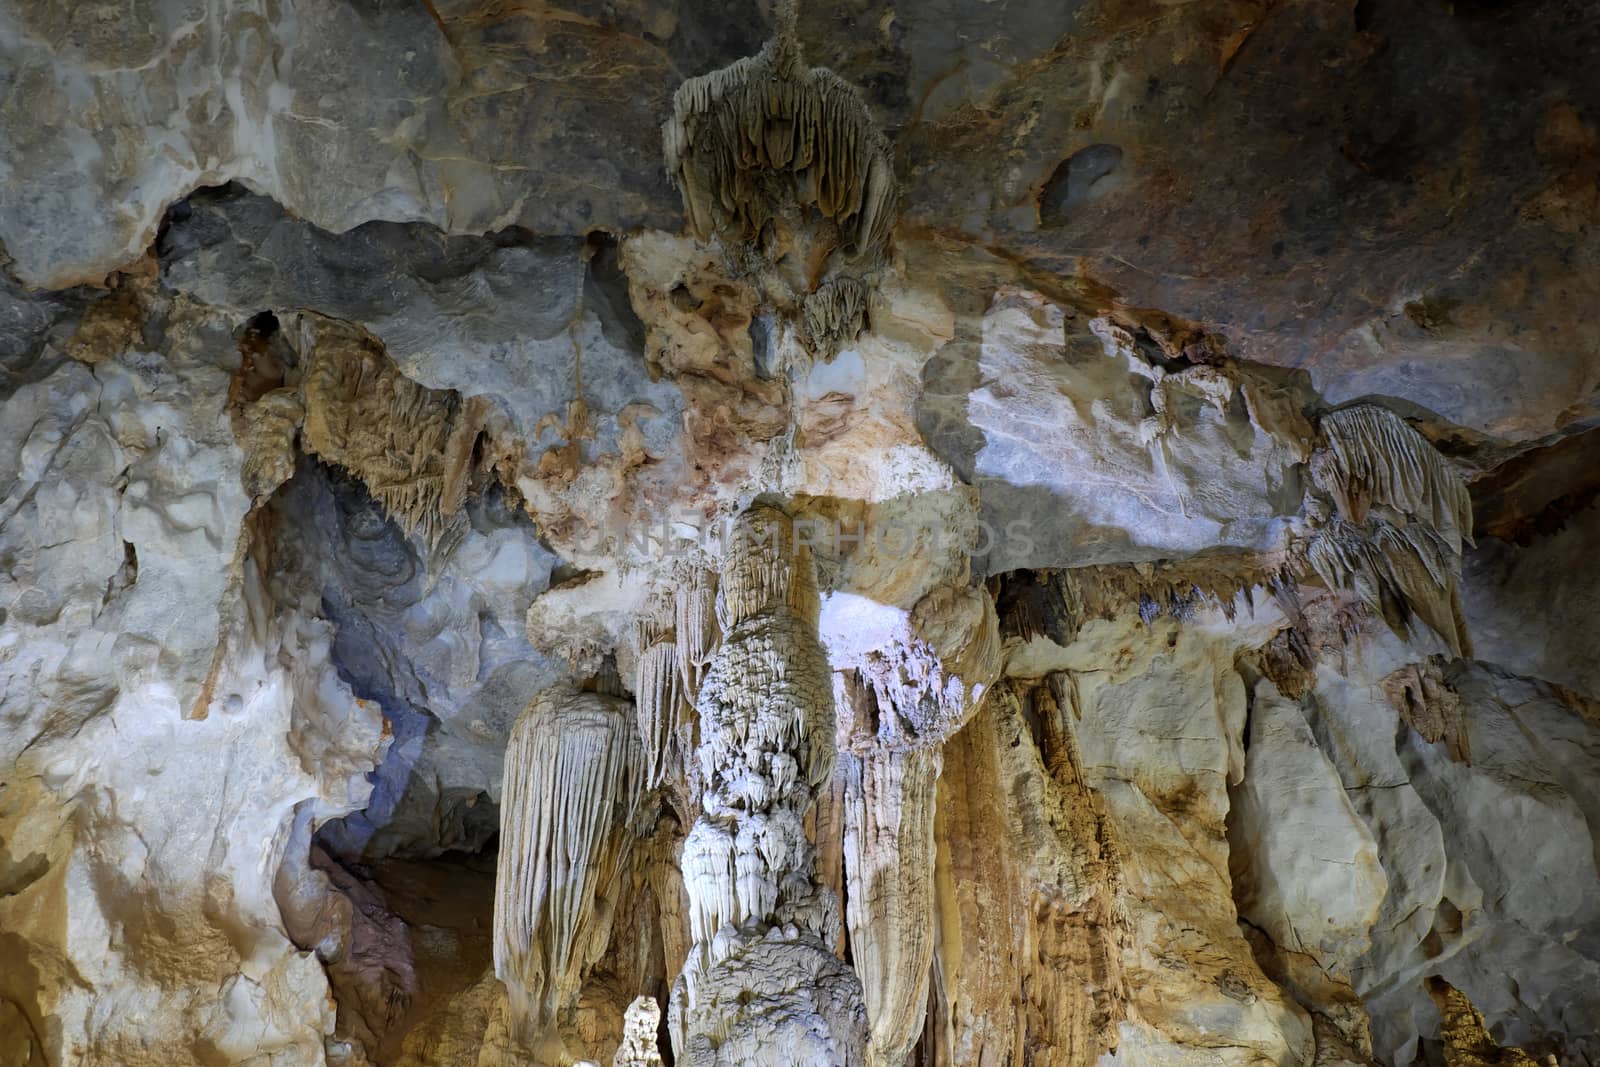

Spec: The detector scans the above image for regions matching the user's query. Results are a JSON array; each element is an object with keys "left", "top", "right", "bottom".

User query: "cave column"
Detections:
[{"left": 668, "top": 502, "right": 869, "bottom": 1065}]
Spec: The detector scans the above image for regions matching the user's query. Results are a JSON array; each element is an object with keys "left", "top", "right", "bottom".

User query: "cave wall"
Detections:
[{"left": 3, "top": 1, "right": 1599, "bottom": 1065}]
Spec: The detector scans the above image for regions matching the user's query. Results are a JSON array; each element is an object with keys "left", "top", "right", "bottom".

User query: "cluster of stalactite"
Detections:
[
  {"left": 1304, "top": 404, "right": 1474, "bottom": 655},
  {"left": 661, "top": 0, "right": 895, "bottom": 358},
  {"left": 492, "top": 686, "right": 642, "bottom": 1061},
  {"left": 233, "top": 313, "right": 513, "bottom": 549},
  {"left": 633, "top": 572, "right": 717, "bottom": 831}
]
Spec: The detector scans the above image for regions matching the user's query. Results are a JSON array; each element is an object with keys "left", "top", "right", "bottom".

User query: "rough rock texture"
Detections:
[
  {"left": 612, "top": 996, "right": 665, "bottom": 1067},
  {"left": 662, "top": 0, "right": 895, "bottom": 360},
  {"left": 5, "top": 1, "right": 1600, "bottom": 1065},
  {"left": 669, "top": 503, "right": 869, "bottom": 1066}
]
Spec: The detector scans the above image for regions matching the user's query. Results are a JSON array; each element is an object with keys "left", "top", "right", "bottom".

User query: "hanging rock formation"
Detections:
[
  {"left": 840, "top": 743, "right": 940, "bottom": 1067},
  {"left": 633, "top": 612, "right": 690, "bottom": 793},
  {"left": 1305, "top": 404, "right": 1475, "bottom": 656},
  {"left": 662, "top": 0, "right": 895, "bottom": 358},
  {"left": 828, "top": 578, "right": 1001, "bottom": 1065},
  {"left": 494, "top": 686, "right": 642, "bottom": 1058}
]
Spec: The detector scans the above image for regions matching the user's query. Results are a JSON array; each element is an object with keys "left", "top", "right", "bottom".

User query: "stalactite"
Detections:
[
  {"left": 927, "top": 679, "right": 1127, "bottom": 1065},
  {"left": 661, "top": 0, "right": 896, "bottom": 359},
  {"left": 818, "top": 583, "right": 998, "bottom": 1065},
  {"left": 662, "top": 25, "right": 895, "bottom": 259},
  {"left": 635, "top": 616, "right": 687, "bottom": 791},
  {"left": 674, "top": 567, "right": 721, "bottom": 697},
  {"left": 1304, "top": 404, "right": 1475, "bottom": 656},
  {"left": 237, "top": 388, "right": 304, "bottom": 502},
  {"left": 1307, "top": 515, "right": 1472, "bottom": 657},
  {"left": 1380, "top": 658, "right": 1472, "bottom": 764},
  {"left": 669, "top": 502, "right": 867, "bottom": 1066},
  {"left": 993, "top": 558, "right": 1280, "bottom": 650},
  {"left": 298, "top": 319, "right": 484, "bottom": 549},
  {"left": 715, "top": 505, "right": 821, "bottom": 630},
  {"left": 798, "top": 277, "right": 869, "bottom": 359},
  {"left": 835, "top": 581, "right": 1002, "bottom": 746},
  {"left": 1311, "top": 406, "right": 1473, "bottom": 550},
  {"left": 494, "top": 686, "right": 642, "bottom": 1052},
  {"left": 841, "top": 745, "right": 940, "bottom": 1067}
]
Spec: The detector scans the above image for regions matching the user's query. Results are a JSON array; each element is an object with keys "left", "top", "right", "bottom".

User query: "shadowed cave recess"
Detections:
[{"left": 2, "top": 0, "right": 1600, "bottom": 1065}]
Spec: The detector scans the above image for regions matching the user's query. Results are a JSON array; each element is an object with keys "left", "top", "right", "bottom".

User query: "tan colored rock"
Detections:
[
  {"left": 1381, "top": 658, "right": 1472, "bottom": 764},
  {"left": 928, "top": 678, "right": 1126, "bottom": 1067},
  {"left": 494, "top": 687, "right": 642, "bottom": 1056},
  {"left": 300, "top": 319, "right": 468, "bottom": 549},
  {"left": 1425, "top": 977, "right": 1554, "bottom": 1067},
  {"left": 841, "top": 745, "right": 940, "bottom": 1067}
]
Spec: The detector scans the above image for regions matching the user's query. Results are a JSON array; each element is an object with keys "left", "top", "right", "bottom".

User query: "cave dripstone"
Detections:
[{"left": 2, "top": 1, "right": 1599, "bottom": 1065}]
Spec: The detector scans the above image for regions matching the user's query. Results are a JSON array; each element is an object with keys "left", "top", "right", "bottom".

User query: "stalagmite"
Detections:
[
  {"left": 494, "top": 686, "right": 642, "bottom": 1056},
  {"left": 668, "top": 502, "right": 868, "bottom": 1066},
  {"left": 612, "top": 997, "right": 665, "bottom": 1067}
]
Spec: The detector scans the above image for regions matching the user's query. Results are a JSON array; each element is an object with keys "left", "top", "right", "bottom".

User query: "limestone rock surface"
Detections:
[{"left": 4, "top": 2, "right": 1600, "bottom": 1065}]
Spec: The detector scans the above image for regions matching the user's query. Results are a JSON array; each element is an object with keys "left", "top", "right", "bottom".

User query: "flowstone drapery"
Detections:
[{"left": 493, "top": 687, "right": 641, "bottom": 1058}]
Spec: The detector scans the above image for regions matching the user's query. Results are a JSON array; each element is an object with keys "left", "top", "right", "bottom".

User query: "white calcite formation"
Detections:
[
  {"left": 668, "top": 503, "right": 869, "bottom": 1065},
  {"left": 611, "top": 996, "right": 665, "bottom": 1067}
]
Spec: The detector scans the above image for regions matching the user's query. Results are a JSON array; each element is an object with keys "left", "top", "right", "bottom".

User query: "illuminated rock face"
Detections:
[{"left": 5, "top": 2, "right": 1600, "bottom": 1066}]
